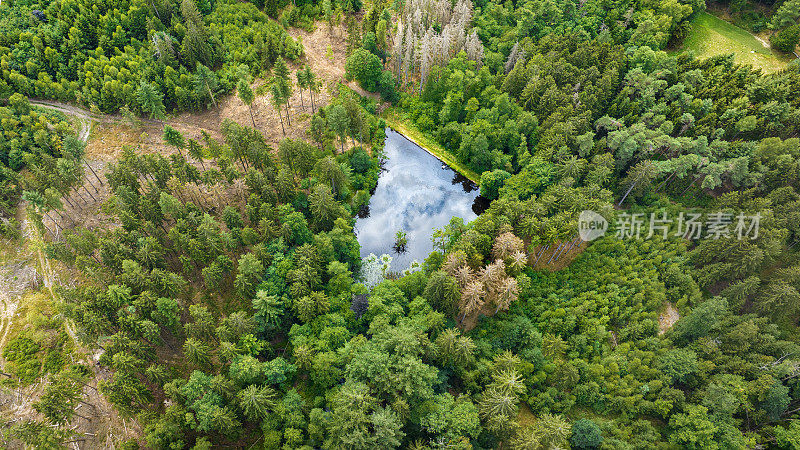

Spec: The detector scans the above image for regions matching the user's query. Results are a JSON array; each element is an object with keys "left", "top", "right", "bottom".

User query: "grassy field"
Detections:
[
  {"left": 675, "top": 11, "right": 795, "bottom": 72},
  {"left": 382, "top": 108, "right": 481, "bottom": 184}
]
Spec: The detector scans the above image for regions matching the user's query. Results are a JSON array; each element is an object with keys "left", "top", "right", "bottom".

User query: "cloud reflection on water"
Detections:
[{"left": 355, "top": 129, "right": 483, "bottom": 271}]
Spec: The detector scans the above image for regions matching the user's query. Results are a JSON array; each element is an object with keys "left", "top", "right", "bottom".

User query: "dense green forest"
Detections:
[
  {"left": 0, "top": 0, "right": 303, "bottom": 113},
  {"left": 2, "top": 0, "right": 800, "bottom": 447}
]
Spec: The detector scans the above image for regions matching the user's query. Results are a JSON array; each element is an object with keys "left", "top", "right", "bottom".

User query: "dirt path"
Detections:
[
  {"left": 0, "top": 206, "right": 41, "bottom": 370},
  {"left": 0, "top": 268, "right": 25, "bottom": 367},
  {"left": 8, "top": 101, "right": 99, "bottom": 365},
  {"left": 31, "top": 99, "right": 219, "bottom": 138},
  {"left": 30, "top": 99, "right": 111, "bottom": 122},
  {"left": 659, "top": 302, "right": 680, "bottom": 335},
  {"left": 754, "top": 35, "right": 771, "bottom": 48}
]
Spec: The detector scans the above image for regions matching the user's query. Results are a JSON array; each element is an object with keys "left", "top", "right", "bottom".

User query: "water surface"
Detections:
[{"left": 355, "top": 129, "right": 486, "bottom": 271}]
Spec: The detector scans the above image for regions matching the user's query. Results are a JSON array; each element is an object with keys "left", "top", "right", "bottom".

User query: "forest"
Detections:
[{"left": 1, "top": 0, "right": 800, "bottom": 447}]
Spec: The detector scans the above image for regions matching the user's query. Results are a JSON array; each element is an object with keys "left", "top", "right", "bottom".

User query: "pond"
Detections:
[{"left": 355, "top": 128, "right": 488, "bottom": 271}]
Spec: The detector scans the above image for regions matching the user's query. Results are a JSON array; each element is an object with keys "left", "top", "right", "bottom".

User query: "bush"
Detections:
[
  {"left": 770, "top": 24, "right": 800, "bottom": 53},
  {"left": 4, "top": 336, "right": 43, "bottom": 383},
  {"left": 377, "top": 70, "right": 400, "bottom": 103},
  {"left": 3, "top": 336, "right": 40, "bottom": 362},
  {"left": 348, "top": 147, "right": 375, "bottom": 174},
  {"left": 345, "top": 48, "right": 383, "bottom": 91},
  {"left": 0, "top": 217, "right": 21, "bottom": 239},
  {"left": 570, "top": 419, "right": 603, "bottom": 448},
  {"left": 479, "top": 169, "right": 512, "bottom": 200},
  {"left": 498, "top": 158, "right": 554, "bottom": 201}
]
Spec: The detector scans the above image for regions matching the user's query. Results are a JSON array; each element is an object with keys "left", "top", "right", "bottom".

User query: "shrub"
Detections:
[
  {"left": 770, "top": 24, "right": 800, "bottom": 53},
  {"left": 345, "top": 48, "right": 383, "bottom": 91},
  {"left": 480, "top": 169, "right": 512, "bottom": 200},
  {"left": 570, "top": 418, "right": 603, "bottom": 448}
]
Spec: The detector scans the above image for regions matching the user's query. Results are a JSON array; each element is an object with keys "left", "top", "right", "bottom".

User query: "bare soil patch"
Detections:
[
  {"left": 659, "top": 302, "right": 680, "bottom": 335},
  {"left": 85, "top": 122, "right": 142, "bottom": 161},
  {"left": 290, "top": 24, "right": 349, "bottom": 84},
  {"left": 288, "top": 24, "right": 381, "bottom": 101},
  {"left": 529, "top": 239, "right": 588, "bottom": 271}
]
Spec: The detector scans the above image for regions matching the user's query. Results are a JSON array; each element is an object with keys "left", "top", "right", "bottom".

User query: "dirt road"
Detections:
[{"left": 31, "top": 99, "right": 98, "bottom": 143}]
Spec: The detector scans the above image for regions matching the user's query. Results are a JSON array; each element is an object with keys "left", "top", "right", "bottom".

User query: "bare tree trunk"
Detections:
[
  {"left": 82, "top": 183, "right": 97, "bottom": 203},
  {"left": 44, "top": 212, "right": 59, "bottom": 232},
  {"left": 73, "top": 411, "right": 92, "bottom": 422},
  {"left": 655, "top": 171, "right": 676, "bottom": 192},
  {"left": 83, "top": 172, "right": 100, "bottom": 194},
  {"left": 149, "top": 0, "right": 163, "bottom": 22},
  {"left": 84, "top": 160, "right": 104, "bottom": 186},
  {"left": 53, "top": 209, "right": 75, "bottom": 226},
  {"left": 618, "top": 177, "right": 640, "bottom": 206},
  {"left": 277, "top": 109, "right": 286, "bottom": 136},
  {"left": 551, "top": 242, "right": 569, "bottom": 263},
  {"left": 680, "top": 177, "right": 699, "bottom": 196},
  {"left": 78, "top": 400, "right": 96, "bottom": 409},
  {"left": 70, "top": 195, "right": 86, "bottom": 212},
  {"left": 546, "top": 243, "right": 565, "bottom": 265},
  {"left": 554, "top": 235, "right": 581, "bottom": 262},
  {"left": 533, "top": 244, "right": 550, "bottom": 266},
  {"left": 72, "top": 189, "right": 88, "bottom": 205},
  {"left": 41, "top": 220, "right": 55, "bottom": 238},
  {"left": 63, "top": 196, "right": 78, "bottom": 210},
  {"left": 206, "top": 82, "right": 217, "bottom": 108}
]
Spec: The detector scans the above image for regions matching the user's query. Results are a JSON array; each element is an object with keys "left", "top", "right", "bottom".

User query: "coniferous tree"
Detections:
[
  {"left": 136, "top": 81, "right": 166, "bottom": 121},
  {"left": 194, "top": 64, "right": 219, "bottom": 108},
  {"left": 237, "top": 80, "right": 257, "bottom": 128}
]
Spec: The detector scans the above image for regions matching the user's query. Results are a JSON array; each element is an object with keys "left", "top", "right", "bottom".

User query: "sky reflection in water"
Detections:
[{"left": 355, "top": 129, "right": 486, "bottom": 271}]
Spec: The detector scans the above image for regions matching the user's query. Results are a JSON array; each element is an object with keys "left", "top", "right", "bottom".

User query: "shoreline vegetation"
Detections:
[{"left": 382, "top": 108, "right": 481, "bottom": 184}]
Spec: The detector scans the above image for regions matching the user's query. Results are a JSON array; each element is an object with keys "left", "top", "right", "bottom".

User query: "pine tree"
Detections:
[
  {"left": 305, "top": 66, "right": 319, "bottom": 113},
  {"left": 270, "top": 83, "right": 287, "bottom": 136},
  {"left": 187, "top": 139, "right": 206, "bottom": 170},
  {"left": 273, "top": 57, "right": 293, "bottom": 125},
  {"left": 327, "top": 105, "right": 349, "bottom": 154},
  {"left": 237, "top": 80, "right": 256, "bottom": 128},
  {"left": 194, "top": 63, "right": 218, "bottom": 108},
  {"left": 183, "top": 337, "right": 211, "bottom": 368},
  {"left": 180, "top": 0, "right": 217, "bottom": 67},
  {"left": 296, "top": 68, "right": 308, "bottom": 109},
  {"left": 237, "top": 385, "right": 277, "bottom": 421},
  {"left": 136, "top": 81, "right": 165, "bottom": 121},
  {"left": 460, "top": 280, "right": 485, "bottom": 324},
  {"left": 163, "top": 125, "right": 186, "bottom": 159}
]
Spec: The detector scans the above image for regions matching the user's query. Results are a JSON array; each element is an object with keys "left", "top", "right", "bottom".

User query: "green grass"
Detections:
[
  {"left": 382, "top": 108, "right": 481, "bottom": 184},
  {"left": 674, "top": 11, "right": 795, "bottom": 72}
]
